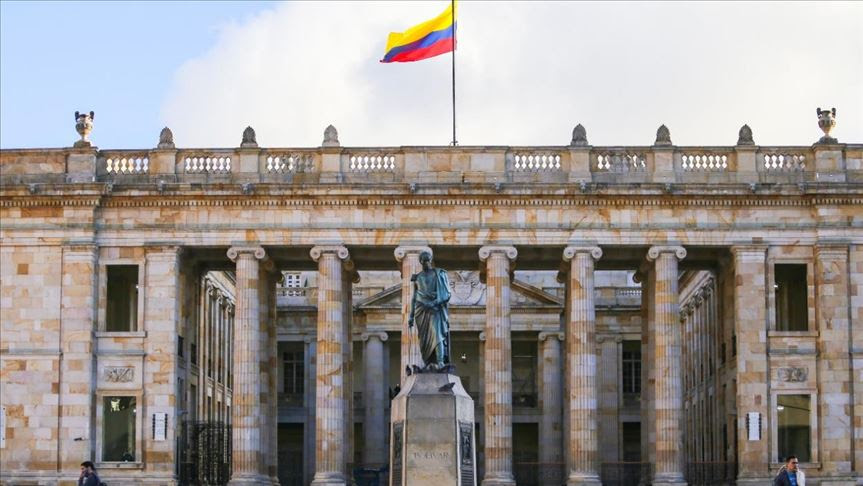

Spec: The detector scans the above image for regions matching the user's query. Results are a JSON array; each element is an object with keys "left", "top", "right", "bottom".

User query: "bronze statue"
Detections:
[{"left": 408, "top": 251, "right": 451, "bottom": 371}]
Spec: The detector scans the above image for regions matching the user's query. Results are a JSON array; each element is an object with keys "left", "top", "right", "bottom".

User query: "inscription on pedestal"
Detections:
[
  {"left": 459, "top": 421, "right": 474, "bottom": 486},
  {"left": 392, "top": 421, "right": 404, "bottom": 486}
]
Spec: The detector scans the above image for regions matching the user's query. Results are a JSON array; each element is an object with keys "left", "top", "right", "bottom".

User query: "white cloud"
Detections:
[{"left": 161, "top": 1, "right": 863, "bottom": 148}]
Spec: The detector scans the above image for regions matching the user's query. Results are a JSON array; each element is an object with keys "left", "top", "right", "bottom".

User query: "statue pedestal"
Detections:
[{"left": 390, "top": 373, "right": 477, "bottom": 486}]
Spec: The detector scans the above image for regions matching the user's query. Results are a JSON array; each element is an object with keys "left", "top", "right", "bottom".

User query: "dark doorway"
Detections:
[{"left": 278, "top": 423, "right": 304, "bottom": 486}]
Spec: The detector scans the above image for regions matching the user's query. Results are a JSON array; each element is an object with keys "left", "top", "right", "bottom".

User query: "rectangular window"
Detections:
[
  {"left": 774, "top": 264, "right": 808, "bottom": 331},
  {"left": 283, "top": 350, "right": 304, "bottom": 396},
  {"left": 282, "top": 272, "right": 303, "bottom": 296},
  {"left": 622, "top": 340, "right": 642, "bottom": 395},
  {"left": 106, "top": 265, "right": 138, "bottom": 332},
  {"left": 103, "top": 396, "right": 136, "bottom": 462},
  {"left": 511, "top": 340, "right": 537, "bottom": 408},
  {"left": 777, "top": 394, "right": 811, "bottom": 462}
]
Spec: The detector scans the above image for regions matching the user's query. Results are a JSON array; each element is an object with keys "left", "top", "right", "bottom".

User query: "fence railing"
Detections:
[
  {"left": 685, "top": 462, "right": 738, "bottom": 485},
  {"left": 600, "top": 462, "right": 653, "bottom": 486}
]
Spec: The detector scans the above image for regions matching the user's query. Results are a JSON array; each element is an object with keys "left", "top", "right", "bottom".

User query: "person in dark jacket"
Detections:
[
  {"left": 774, "top": 455, "right": 805, "bottom": 486},
  {"left": 78, "top": 461, "right": 101, "bottom": 486}
]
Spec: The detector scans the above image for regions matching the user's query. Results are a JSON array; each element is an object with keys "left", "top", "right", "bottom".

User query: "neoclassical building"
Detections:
[{"left": 1, "top": 115, "right": 861, "bottom": 486}]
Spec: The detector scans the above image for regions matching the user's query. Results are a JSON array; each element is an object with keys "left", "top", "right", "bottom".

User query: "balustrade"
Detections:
[
  {"left": 511, "top": 152, "right": 562, "bottom": 172},
  {"left": 3, "top": 141, "right": 854, "bottom": 186},
  {"left": 759, "top": 150, "right": 807, "bottom": 172},
  {"left": 102, "top": 151, "right": 149, "bottom": 174},
  {"left": 593, "top": 150, "right": 648, "bottom": 172},
  {"left": 182, "top": 152, "right": 233, "bottom": 174}
]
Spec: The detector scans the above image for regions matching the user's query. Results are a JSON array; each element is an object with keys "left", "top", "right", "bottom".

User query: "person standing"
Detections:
[
  {"left": 774, "top": 455, "right": 805, "bottom": 486},
  {"left": 78, "top": 461, "right": 101, "bottom": 486}
]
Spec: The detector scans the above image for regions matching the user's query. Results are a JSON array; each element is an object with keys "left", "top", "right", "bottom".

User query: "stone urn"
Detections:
[
  {"left": 816, "top": 107, "right": 837, "bottom": 144},
  {"left": 74, "top": 111, "right": 94, "bottom": 147}
]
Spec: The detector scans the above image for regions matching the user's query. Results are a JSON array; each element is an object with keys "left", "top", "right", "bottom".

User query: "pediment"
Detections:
[{"left": 356, "top": 271, "right": 562, "bottom": 310}]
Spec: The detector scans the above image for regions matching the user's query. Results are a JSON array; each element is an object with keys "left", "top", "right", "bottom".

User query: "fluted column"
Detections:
[
  {"left": 310, "top": 245, "right": 351, "bottom": 486},
  {"left": 647, "top": 246, "right": 687, "bottom": 486},
  {"left": 538, "top": 331, "right": 564, "bottom": 486},
  {"left": 227, "top": 246, "right": 270, "bottom": 485},
  {"left": 362, "top": 331, "right": 388, "bottom": 467},
  {"left": 479, "top": 245, "right": 517, "bottom": 486},
  {"left": 562, "top": 246, "right": 602, "bottom": 486},
  {"left": 394, "top": 245, "right": 431, "bottom": 384}
]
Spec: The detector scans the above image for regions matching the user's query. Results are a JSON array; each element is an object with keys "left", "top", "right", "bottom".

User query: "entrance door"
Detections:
[{"left": 278, "top": 423, "right": 304, "bottom": 486}]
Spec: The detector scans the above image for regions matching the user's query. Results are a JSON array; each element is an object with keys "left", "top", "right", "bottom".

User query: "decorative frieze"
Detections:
[
  {"left": 103, "top": 366, "right": 134, "bottom": 383},
  {"left": 776, "top": 367, "right": 808, "bottom": 382}
]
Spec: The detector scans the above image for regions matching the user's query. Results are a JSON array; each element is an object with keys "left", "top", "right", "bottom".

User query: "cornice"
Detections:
[{"left": 3, "top": 193, "right": 862, "bottom": 209}]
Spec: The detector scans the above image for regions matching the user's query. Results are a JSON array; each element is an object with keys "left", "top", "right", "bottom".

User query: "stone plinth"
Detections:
[{"left": 390, "top": 373, "right": 477, "bottom": 486}]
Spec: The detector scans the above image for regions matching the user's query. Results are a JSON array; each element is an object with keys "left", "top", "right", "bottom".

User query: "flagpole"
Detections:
[{"left": 450, "top": 0, "right": 457, "bottom": 146}]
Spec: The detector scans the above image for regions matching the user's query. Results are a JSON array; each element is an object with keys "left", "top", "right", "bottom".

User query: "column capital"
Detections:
[
  {"left": 538, "top": 331, "right": 564, "bottom": 342},
  {"left": 393, "top": 245, "right": 432, "bottom": 262},
  {"left": 646, "top": 245, "right": 686, "bottom": 262},
  {"left": 309, "top": 245, "right": 349, "bottom": 262},
  {"left": 478, "top": 245, "right": 517, "bottom": 262},
  {"left": 563, "top": 245, "right": 602, "bottom": 262},
  {"left": 227, "top": 245, "right": 266, "bottom": 262},
  {"left": 478, "top": 331, "right": 486, "bottom": 342},
  {"left": 361, "top": 331, "right": 388, "bottom": 342}
]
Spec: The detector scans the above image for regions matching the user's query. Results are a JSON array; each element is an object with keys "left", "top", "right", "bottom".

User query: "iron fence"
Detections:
[
  {"left": 685, "top": 462, "right": 738, "bottom": 485},
  {"left": 179, "top": 420, "right": 231, "bottom": 486},
  {"left": 600, "top": 462, "right": 652, "bottom": 486}
]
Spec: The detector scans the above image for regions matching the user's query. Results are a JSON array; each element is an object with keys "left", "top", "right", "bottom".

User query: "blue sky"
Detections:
[
  {"left": 1, "top": 1, "right": 276, "bottom": 148},
  {"left": 2, "top": 1, "right": 861, "bottom": 149}
]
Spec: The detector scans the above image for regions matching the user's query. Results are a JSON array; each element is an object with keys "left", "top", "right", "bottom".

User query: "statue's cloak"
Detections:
[{"left": 410, "top": 268, "right": 451, "bottom": 365}]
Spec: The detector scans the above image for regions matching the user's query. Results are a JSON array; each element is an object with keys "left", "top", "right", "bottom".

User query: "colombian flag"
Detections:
[{"left": 381, "top": 1, "right": 457, "bottom": 63}]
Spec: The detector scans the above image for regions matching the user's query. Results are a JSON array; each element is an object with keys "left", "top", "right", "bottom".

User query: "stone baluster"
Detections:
[
  {"left": 394, "top": 245, "right": 431, "bottom": 383},
  {"left": 562, "top": 246, "right": 603, "bottom": 486},
  {"left": 310, "top": 245, "right": 352, "bottom": 486},
  {"left": 647, "top": 246, "right": 687, "bottom": 485},
  {"left": 538, "top": 331, "right": 564, "bottom": 486},
  {"left": 362, "top": 331, "right": 389, "bottom": 467},
  {"left": 227, "top": 246, "right": 270, "bottom": 485},
  {"left": 479, "top": 245, "right": 518, "bottom": 486}
]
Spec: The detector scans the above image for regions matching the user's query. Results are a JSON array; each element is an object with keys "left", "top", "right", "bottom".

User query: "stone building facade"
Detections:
[{"left": 1, "top": 118, "right": 861, "bottom": 486}]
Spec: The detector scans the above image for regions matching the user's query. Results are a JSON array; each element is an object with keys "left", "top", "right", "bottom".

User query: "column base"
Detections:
[
  {"left": 311, "top": 473, "right": 347, "bottom": 486},
  {"left": 228, "top": 473, "right": 273, "bottom": 486},
  {"left": 481, "top": 475, "right": 517, "bottom": 486},
  {"left": 652, "top": 473, "right": 687, "bottom": 486},
  {"left": 566, "top": 474, "right": 602, "bottom": 486}
]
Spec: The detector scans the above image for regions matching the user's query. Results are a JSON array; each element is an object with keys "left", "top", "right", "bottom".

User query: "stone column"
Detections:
[
  {"left": 538, "top": 331, "right": 564, "bottom": 486},
  {"left": 394, "top": 245, "right": 431, "bottom": 384},
  {"left": 850, "top": 244, "right": 863, "bottom": 478},
  {"left": 310, "top": 245, "right": 352, "bottom": 486},
  {"left": 814, "top": 245, "right": 853, "bottom": 478},
  {"left": 227, "top": 246, "right": 270, "bottom": 485},
  {"left": 263, "top": 269, "right": 280, "bottom": 485},
  {"left": 636, "top": 266, "right": 656, "bottom": 468},
  {"left": 304, "top": 335, "right": 318, "bottom": 485},
  {"left": 597, "top": 336, "right": 621, "bottom": 467},
  {"left": 562, "top": 246, "right": 602, "bottom": 486},
  {"left": 478, "top": 245, "right": 518, "bottom": 486},
  {"left": 144, "top": 246, "right": 183, "bottom": 478},
  {"left": 730, "top": 246, "right": 769, "bottom": 483},
  {"left": 362, "top": 331, "right": 388, "bottom": 467},
  {"left": 646, "top": 246, "right": 687, "bottom": 485},
  {"left": 58, "top": 244, "right": 98, "bottom": 471}
]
